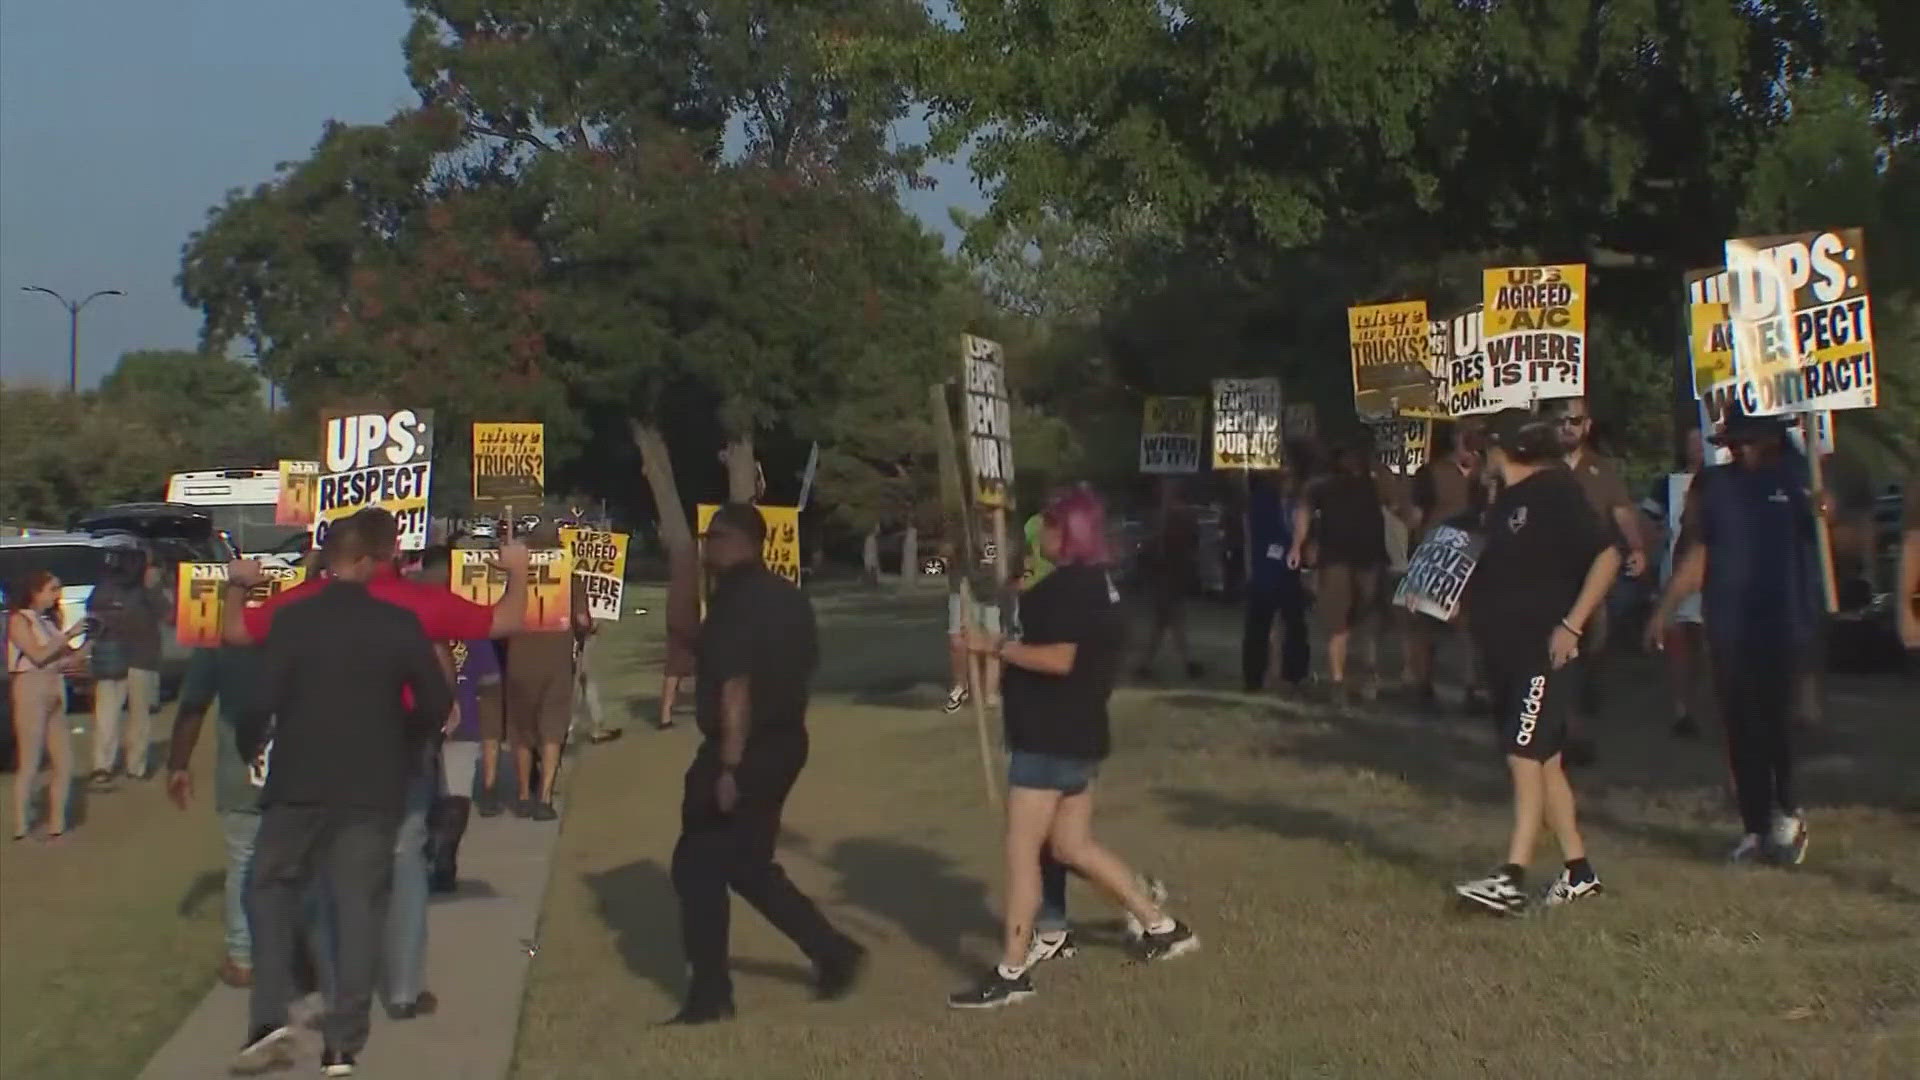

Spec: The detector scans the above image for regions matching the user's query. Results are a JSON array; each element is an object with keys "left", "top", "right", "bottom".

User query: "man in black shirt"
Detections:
[
  {"left": 231, "top": 518, "right": 452, "bottom": 1076},
  {"left": 669, "top": 503, "right": 864, "bottom": 1025}
]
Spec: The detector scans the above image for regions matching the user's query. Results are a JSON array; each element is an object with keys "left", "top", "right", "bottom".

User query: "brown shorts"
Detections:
[
  {"left": 505, "top": 670, "right": 570, "bottom": 746},
  {"left": 474, "top": 680, "right": 506, "bottom": 742},
  {"left": 1316, "top": 564, "right": 1382, "bottom": 633}
]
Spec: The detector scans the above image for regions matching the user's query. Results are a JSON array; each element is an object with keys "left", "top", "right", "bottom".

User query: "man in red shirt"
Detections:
[{"left": 222, "top": 512, "right": 530, "bottom": 646}]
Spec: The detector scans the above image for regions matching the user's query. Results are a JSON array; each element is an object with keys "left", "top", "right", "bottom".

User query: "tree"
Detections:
[
  {"left": 96, "top": 350, "right": 276, "bottom": 466},
  {"left": 0, "top": 387, "right": 176, "bottom": 525}
]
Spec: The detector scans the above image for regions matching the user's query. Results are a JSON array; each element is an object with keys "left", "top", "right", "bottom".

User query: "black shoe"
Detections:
[
  {"left": 1132, "top": 920, "right": 1201, "bottom": 962},
  {"left": 530, "top": 800, "right": 558, "bottom": 822},
  {"left": 320, "top": 1047, "right": 357, "bottom": 1076},
  {"left": 1671, "top": 714, "right": 1701, "bottom": 739},
  {"left": 589, "top": 728, "right": 625, "bottom": 744},
  {"left": 664, "top": 1000, "right": 736, "bottom": 1026},
  {"left": 947, "top": 968, "right": 1035, "bottom": 1010},
  {"left": 475, "top": 791, "right": 503, "bottom": 818},
  {"left": 815, "top": 942, "right": 868, "bottom": 1001},
  {"left": 512, "top": 798, "right": 535, "bottom": 819},
  {"left": 89, "top": 769, "right": 115, "bottom": 787},
  {"left": 229, "top": 1024, "right": 294, "bottom": 1075}
]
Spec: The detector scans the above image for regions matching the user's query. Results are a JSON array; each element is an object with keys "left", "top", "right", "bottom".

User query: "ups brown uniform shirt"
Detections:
[{"left": 1569, "top": 451, "right": 1632, "bottom": 541}]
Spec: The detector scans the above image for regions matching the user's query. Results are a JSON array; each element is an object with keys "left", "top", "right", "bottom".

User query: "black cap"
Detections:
[
  {"left": 1483, "top": 408, "right": 1535, "bottom": 451},
  {"left": 1710, "top": 407, "right": 1792, "bottom": 446}
]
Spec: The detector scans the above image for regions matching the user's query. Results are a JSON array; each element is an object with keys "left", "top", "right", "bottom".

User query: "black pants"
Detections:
[
  {"left": 248, "top": 804, "right": 400, "bottom": 1054},
  {"left": 1243, "top": 576, "right": 1310, "bottom": 690},
  {"left": 1712, "top": 645, "right": 1798, "bottom": 836},
  {"left": 672, "top": 739, "right": 852, "bottom": 1007}
]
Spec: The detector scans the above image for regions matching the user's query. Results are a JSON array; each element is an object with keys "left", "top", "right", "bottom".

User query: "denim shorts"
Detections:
[{"left": 1008, "top": 751, "right": 1100, "bottom": 795}]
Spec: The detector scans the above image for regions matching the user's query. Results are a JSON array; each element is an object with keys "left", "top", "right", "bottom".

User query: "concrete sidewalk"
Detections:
[{"left": 138, "top": 812, "right": 560, "bottom": 1080}]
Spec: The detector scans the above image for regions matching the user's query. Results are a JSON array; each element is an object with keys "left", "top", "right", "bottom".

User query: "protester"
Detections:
[
  {"left": 1642, "top": 427, "right": 1708, "bottom": 737},
  {"left": 668, "top": 503, "right": 865, "bottom": 1025},
  {"left": 1548, "top": 398, "right": 1648, "bottom": 763},
  {"left": 572, "top": 608, "right": 620, "bottom": 744},
  {"left": 7, "top": 571, "right": 89, "bottom": 841},
  {"left": 950, "top": 486, "right": 1196, "bottom": 1010},
  {"left": 1290, "top": 435, "right": 1390, "bottom": 707},
  {"left": 658, "top": 542, "right": 700, "bottom": 731},
  {"left": 945, "top": 532, "right": 1003, "bottom": 713},
  {"left": 1403, "top": 423, "right": 1489, "bottom": 711},
  {"left": 1134, "top": 477, "right": 1204, "bottom": 681},
  {"left": 1243, "top": 472, "right": 1310, "bottom": 692},
  {"left": 165, "top": 644, "right": 272, "bottom": 986},
  {"left": 1646, "top": 411, "right": 1821, "bottom": 866},
  {"left": 502, "top": 525, "right": 587, "bottom": 821},
  {"left": 87, "top": 543, "right": 169, "bottom": 782},
  {"left": 232, "top": 516, "right": 453, "bottom": 1077},
  {"left": 1453, "top": 410, "right": 1620, "bottom": 915},
  {"left": 411, "top": 546, "right": 485, "bottom": 884}
]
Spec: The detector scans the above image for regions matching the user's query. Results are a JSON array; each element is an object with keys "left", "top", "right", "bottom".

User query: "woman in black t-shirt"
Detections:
[
  {"left": 1453, "top": 410, "right": 1620, "bottom": 917},
  {"left": 948, "top": 487, "right": 1198, "bottom": 1010}
]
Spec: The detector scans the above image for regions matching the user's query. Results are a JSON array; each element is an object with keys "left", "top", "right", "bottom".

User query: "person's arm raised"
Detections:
[{"left": 488, "top": 542, "right": 530, "bottom": 637}]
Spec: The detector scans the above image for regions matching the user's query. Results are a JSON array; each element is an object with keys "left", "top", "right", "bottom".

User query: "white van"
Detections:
[{"left": 164, "top": 469, "right": 309, "bottom": 561}]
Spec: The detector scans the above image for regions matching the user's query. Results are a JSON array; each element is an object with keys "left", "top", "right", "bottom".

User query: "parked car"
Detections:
[{"left": 73, "top": 503, "right": 236, "bottom": 695}]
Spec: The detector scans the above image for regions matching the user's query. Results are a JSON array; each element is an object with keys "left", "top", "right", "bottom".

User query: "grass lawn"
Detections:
[
  {"left": 0, "top": 703, "right": 226, "bottom": 1080},
  {"left": 518, "top": 584, "right": 1919, "bottom": 1079}
]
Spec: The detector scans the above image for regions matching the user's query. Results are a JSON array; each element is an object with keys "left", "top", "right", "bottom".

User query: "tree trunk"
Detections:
[
  {"left": 723, "top": 433, "right": 759, "bottom": 504},
  {"left": 899, "top": 524, "right": 918, "bottom": 585},
  {"left": 630, "top": 419, "right": 693, "bottom": 560},
  {"left": 862, "top": 526, "right": 881, "bottom": 586}
]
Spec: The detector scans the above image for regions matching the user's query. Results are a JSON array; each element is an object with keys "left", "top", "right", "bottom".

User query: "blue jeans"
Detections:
[
  {"left": 222, "top": 810, "right": 335, "bottom": 992},
  {"left": 383, "top": 773, "right": 434, "bottom": 1005},
  {"left": 1008, "top": 752, "right": 1100, "bottom": 934}
]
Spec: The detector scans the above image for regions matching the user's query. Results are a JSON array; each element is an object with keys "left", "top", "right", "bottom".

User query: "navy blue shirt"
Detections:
[
  {"left": 1694, "top": 455, "right": 1822, "bottom": 658},
  {"left": 1247, "top": 484, "right": 1298, "bottom": 590}
]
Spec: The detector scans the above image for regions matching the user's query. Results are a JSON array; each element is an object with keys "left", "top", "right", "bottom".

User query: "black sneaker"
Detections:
[
  {"left": 530, "top": 800, "right": 558, "bottom": 822},
  {"left": 512, "top": 798, "right": 535, "bottom": 819},
  {"left": 942, "top": 686, "right": 969, "bottom": 714},
  {"left": 320, "top": 1047, "right": 356, "bottom": 1076},
  {"left": 588, "top": 728, "right": 625, "bottom": 744},
  {"left": 475, "top": 791, "right": 503, "bottom": 818},
  {"left": 1023, "top": 929, "right": 1078, "bottom": 967},
  {"left": 1132, "top": 921, "right": 1200, "bottom": 962},
  {"left": 815, "top": 941, "right": 868, "bottom": 1001},
  {"left": 229, "top": 1024, "right": 293, "bottom": 1075},
  {"left": 947, "top": 968, "right": 1035, "bottom": 1010},
  {"left": 384, "top": 990, "right": 438, "bottom": 1021},
  {"left": 663, "top": 999, "right": 736, "bottom": 1026},
  {"left": 1454, "top": 868, "right": 1528, "bottom": 916}
]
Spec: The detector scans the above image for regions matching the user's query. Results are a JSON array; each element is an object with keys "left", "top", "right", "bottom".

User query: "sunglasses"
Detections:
[{"left": 1557, "top": 415, "right": 1590, "bottom": 426}]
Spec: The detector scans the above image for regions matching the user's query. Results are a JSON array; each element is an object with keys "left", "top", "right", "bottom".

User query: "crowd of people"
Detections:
[{"left": 3, "top": 396, "right": 1918, "bottom": 1065}]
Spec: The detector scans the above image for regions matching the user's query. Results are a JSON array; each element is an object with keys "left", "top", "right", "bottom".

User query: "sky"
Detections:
[{"left": 0, "top": 0, "right": 982, "bottom": 390}]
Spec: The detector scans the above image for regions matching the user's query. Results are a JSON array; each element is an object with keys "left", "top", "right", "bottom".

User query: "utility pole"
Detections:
[{"left": 20, "top": 286, "right": 124, "bottom": 392}]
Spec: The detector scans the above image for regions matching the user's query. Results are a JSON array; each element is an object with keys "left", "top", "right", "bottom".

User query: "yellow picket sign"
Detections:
[{"left": 451, "top": 548, "right": 572, "bottom": 632}]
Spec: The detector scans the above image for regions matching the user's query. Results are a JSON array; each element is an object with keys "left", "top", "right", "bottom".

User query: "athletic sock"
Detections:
[
  {"left": 1499, "top": 863, "right": 1525, "bottom": 885},
  {"left": 1565, "top": 858, "right": 1594, "bottom": 884},
  {"left": 1145, "top": 917, "right": 1177, "bottom": 936},
  {"left": 996, "top": 962, "right": 1026, "bottom": 981}
]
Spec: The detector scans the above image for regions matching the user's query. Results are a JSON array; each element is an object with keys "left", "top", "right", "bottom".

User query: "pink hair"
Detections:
[{"left": 1042, "top": 485, "right": 1111, "bottom": 566}]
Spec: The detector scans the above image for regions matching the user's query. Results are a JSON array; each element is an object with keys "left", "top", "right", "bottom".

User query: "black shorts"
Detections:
[{"left": 1488, "top": 651, "right": 1578, "bottom": 762}]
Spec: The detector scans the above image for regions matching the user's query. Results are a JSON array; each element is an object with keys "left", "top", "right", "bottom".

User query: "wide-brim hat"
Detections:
[{"left": 1710, "top": 409, "right": 1792, "bottom": 446}]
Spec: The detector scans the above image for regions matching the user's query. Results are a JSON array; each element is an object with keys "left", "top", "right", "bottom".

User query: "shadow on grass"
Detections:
[
  {"left": 1157, "top": 787, "right": 1457, "bottom": 877},
  {"left": 822, "top": 836, "right": 997, "bottom": 978},
  {"left": 584, "top": 859, "right": 821, "bottom": 1005},
  {"left": 177, "top": 869, "right": 224, "bottom": 918}
]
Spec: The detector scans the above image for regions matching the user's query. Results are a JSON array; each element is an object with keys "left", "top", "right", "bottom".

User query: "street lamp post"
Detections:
[{"left": 20, "top": 285, "right": 124, "bottom": 392}]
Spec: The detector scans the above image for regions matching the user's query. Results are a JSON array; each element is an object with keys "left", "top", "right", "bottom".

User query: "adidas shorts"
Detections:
[{"left": 1492, "top": 656, "right": 1578, "bottom": 762}]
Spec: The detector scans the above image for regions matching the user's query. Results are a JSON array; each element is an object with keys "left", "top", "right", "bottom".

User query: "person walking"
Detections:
[
  {"left": 1644, "top": 426, "right": 1709, "bottom": 738},
  {"left": 668, "top": 503, "right": 866, "bottom": 1025},
  {"left": 1290, "top": 436, "right": 1390, "bottom": 707},
  {"left": 573, "top": 610, "right": 620, "bottom": 744},
  {"left": 1243, "top": 472, "right": 1310, "bottom": 692},
  {"left": 410, "top": 546, "right": 488, "bottom": 885},
  {"left": 658, "top": 541, "right": 701, "bottom": 731},
  {"left": 1402, "top": 423, "right": 1489, "bottom": 711},
  {"left": 1135, "top": 478, "right": 1205, "bottom": 681},
  {"left": 1646, "top": 411, "right": 1822, "bottom": 866},
  {"left": 86, "top": 543, "right": 169, "bottom": 782},
  {"left": 7, "top": 571, "right": 89, "bottom": 840},
  {"left": 1453, "top": 410, "right": 1620, "bottom": 915},
  {"left": 502, "top": 526, "right": 587, "bottom": 820},
  {"left": 230, "top": 519, "right": 453, "bottom": 1077},
  {"left": 949, "top": 487, "right": 1197, "bottom": 1010}
]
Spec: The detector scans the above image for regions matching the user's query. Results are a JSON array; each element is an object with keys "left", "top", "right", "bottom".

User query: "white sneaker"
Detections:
[
  {"left": 943, "top": 686, "right": 969, "bottom": 714},
  {"left": 1729, "top": 833, "right": 1768, "bottom": 864},
  {"left": 1455, "top": 869, "right": 1527, "bottom": 915},
  {"left": 1539, "top": 867, "right": 1604, "bottom": 907},
  {"left": 1124, "top": 875, "right": 1169, "bottom": 940},
  {"left": 1769, "top": 811, "right": 1809, "bottom": 866},
  {"left": 1023, "top": 929, "right": 1076, "bottom": 967}
]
